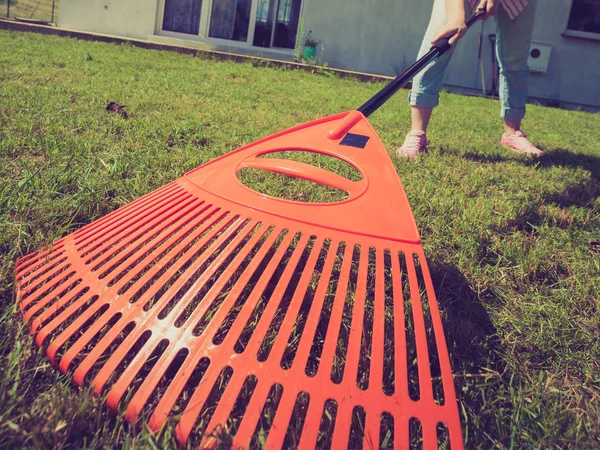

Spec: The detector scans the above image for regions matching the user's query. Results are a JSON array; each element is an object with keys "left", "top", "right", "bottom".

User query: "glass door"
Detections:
[
  {"left": 252, "top": 0, "right": 275, "bottom": 47},
  {"left": 252, "top": 0, "right": 301, "bottom": 49},
  {"left": 163, "top": 0, "right": 203, "bottom": 35},
  {"left": 273, "top": 0, "right": 302, "bottom": 49},
  {"left": 208, "top": 0, "right": 252, "bottom": 42},
  {"left": 161, "top": 0, "right": 303, "bottom": 49}
]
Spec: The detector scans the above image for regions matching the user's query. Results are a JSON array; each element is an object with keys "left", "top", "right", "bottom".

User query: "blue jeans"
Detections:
[{"left": 409, "top": 0, "right": 536, "bottom": 120}]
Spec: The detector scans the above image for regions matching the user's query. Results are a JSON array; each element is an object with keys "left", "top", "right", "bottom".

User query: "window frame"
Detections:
[
  {"left": 563, "top": 0, "right": 600, "bottom": 41},
  {"left": 155, "top": 0, "right": 212, "bottom": 42}
]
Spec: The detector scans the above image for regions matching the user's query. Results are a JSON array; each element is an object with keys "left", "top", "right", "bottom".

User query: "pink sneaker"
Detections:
[
  {"left": 396, "top": 130, "right": 427, "bottom": 159},
  {"left": 501, "top": 130, "right": 544, "bottom": 156}
]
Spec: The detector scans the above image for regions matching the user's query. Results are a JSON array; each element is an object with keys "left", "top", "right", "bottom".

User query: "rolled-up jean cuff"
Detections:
[
  {"left": 501, "top": 107, "right": 526, "bottom": 121},
  {"left": 408, "top": 90, "right": 439, "bottom": 108}
]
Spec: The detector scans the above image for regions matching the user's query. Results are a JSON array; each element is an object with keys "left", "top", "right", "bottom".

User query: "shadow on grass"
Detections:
[
  {"left": 463, "top": 148, "right": 600, "bottom": 210},
  {"left": 459, "top": 152, "right": 507, "bottom": 165},
  {"left": 534, "top": 149, "right": 600, "bottom": 209},
  {"left": 429, "top": 263, "right": 514, "bottom": 449},
  {"left": 463, "top": 147, "right": 600, "bottom": 179},
  {"left": 524, "top": 148, "right": 600, "bottom": 180}
]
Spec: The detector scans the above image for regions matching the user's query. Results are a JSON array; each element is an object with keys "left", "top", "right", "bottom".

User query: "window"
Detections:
[
  {"left": 273, "top": 0, "right": 301, "bottom": 48},
  {"left": 163, "top": 0, "right": 202, "bottom": 35},
  {"left": 160, "top": 0, "right": 303, "bottom": 50},
  {"left": 209, "top": 0, "right": 251, "bottom": 42},
  {"left": 256, "top": 0, "right": 269, "bottom": 24},
  {"left": 567, "top": 0, "right": 600, "bottom": 34},
  {"left": 277, "top": 0, "right": 292, "bottom": 24}
]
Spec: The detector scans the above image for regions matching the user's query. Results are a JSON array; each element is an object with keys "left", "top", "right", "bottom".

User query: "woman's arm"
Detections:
[
  {"left": 431, "top": 0, "right": 498, "bottom": 46},
  {"left": 479, "top": 0, "right": 499, "bottom": 19},
  {"left": 431, "top": 0, "right": 467, "bottom": 46}
]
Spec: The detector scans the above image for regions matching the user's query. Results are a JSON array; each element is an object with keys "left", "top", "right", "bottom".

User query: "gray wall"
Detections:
[
  {"left": 301, "top": 0, "right": 434, "bottom": 77},
  {"left": 528, "top": 0, "right": 600, "bottom": 108},
  {"left": 302, "top": 0, "right": 600, "bottom": 109},
  {"left": 59, "top": 0, "right": 158, "bottom": 40},
  {"left": 57, "top": 0, "right": 600, "bottom": 109}
]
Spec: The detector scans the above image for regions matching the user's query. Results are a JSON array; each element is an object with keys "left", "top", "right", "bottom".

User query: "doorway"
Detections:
[
  {"left": 208, "top": 0, "right": 252, "bottom": 42},
  {"left": 252, "top": 0, "right": 302, "bottom": 49},
  {"left": 159, "top": 0, "right": 303, "bottom": 51},
  {"left": 162, "top": 0, "right": 203, "bottom": 35}
]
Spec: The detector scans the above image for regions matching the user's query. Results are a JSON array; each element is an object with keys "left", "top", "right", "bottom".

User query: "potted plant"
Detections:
[{"left": 303, "top": 30, "right": 319, "bottom": 60}]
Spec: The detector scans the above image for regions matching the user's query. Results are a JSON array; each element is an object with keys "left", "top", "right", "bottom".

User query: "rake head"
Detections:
[{"left": 15, "top": 111, "right": 462, "bottom": 449}]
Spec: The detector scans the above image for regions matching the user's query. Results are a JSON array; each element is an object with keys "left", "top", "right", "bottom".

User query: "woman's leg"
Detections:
[
  {"left": 495, "top": 0, "right": 536, "bottom": 132},
  {"left": 408, "top": 0, "right": 465, "bottom": 132},
  {"left": 398, "top": 0, "right": 471, "bottom": 158},
  {"left": 495, "top": 0, "right": 543, "bottom": 154}
]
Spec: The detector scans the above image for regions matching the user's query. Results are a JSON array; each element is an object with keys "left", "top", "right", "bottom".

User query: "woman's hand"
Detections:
[
  {"left": 431, "top": 19, "right": 468, "bottom": 47},
  {"left": 432, "top": 0, "right": 498, "bottom": 47},
  {"left": 476, "top": 0, "right": 499, "bottom": 20}
]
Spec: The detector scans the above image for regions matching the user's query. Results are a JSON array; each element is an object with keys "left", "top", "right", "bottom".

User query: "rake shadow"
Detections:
[{"left": 429, "top": 263, "right": 513, "bottom": 449}]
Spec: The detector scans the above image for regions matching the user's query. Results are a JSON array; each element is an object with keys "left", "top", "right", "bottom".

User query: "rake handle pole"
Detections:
[{"left": 357, "top": 10, "right": 485, "bottom": 118}]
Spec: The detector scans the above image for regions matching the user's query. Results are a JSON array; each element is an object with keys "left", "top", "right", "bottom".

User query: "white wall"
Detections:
[
  {"left": 302, "top": 0, "right": 600, "bottom": 109},
  {"left": 527, "top": 0, "right": 600, "bottom": 109},
  {"left": 301, "top": 0, "right": 434, "bottom": 78},
  {"left": 56, "top": 0, "right": 600, "bottom": 109},
  {"left": 59, "top": 0, "right": 158, "bottom": 40}
]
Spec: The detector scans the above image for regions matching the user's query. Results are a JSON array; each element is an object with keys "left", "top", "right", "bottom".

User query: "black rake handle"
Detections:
[{"left": 357, "top": 9, "right": 486, "bottom": 118}]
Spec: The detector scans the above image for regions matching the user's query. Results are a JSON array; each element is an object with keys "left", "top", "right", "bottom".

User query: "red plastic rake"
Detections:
[{"left": 15, "top": 13, "right": 484, "bottom": 450}]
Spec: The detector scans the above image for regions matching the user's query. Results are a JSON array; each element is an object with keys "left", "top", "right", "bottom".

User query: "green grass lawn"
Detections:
[{"left": 1, "top": 30, "right": 599, "bottom": 449}]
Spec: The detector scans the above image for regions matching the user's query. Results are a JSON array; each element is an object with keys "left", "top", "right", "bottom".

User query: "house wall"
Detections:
[
  {"left": 301, "top": 0, "right": 434, "bottom": 80},
  {"left": 58, "top": 0, "right": 158, "bottom": 40},
  {"left": 56, "top": 0, "right": 600, "bottom": 109},
  {"left": 302, "top": 0, "right": 600, "bottom": 109},
  {"left": 527, "top": 0, "right": 600, "bottom": 109}
]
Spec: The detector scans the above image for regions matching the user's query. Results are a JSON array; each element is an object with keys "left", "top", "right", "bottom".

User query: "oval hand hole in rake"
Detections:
[{"left": 237, "top": 150, "right": 364, "bottom": 204}]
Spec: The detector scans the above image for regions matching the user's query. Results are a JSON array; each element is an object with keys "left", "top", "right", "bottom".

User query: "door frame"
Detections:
[
  {"left": 155, "top": 0, "right": 212, "bottom": 41},
  {"left": 155, "top": 0, "right": 304, "bottom": 52}
]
